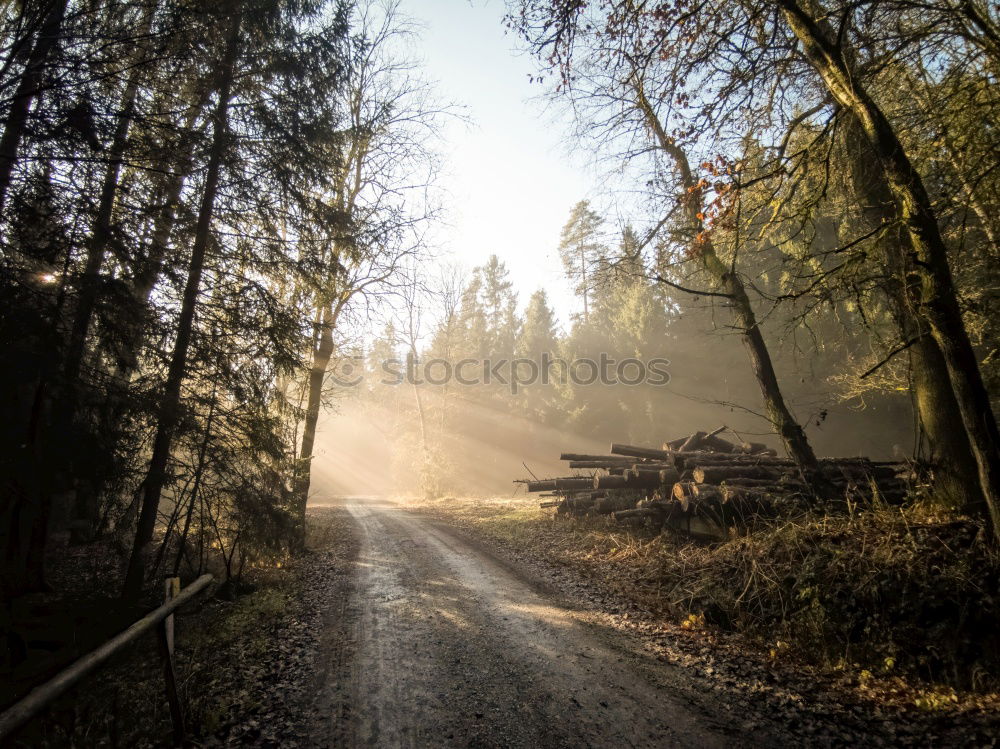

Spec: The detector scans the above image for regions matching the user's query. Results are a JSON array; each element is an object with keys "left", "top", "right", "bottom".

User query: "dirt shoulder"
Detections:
[
  {"left": 199, "top": 504, "right": 360, "bottom": 747},
  {"left": 404, "top": 495, "right": 1000, "bottom": 747}
]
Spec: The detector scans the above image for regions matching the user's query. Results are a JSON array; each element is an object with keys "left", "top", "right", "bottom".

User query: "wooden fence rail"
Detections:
[{"left": 0, "top": 573, "right": 214, "bottom": 744}]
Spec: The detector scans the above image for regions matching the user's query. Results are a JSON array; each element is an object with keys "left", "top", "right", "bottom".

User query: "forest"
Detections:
[
  {"left": 0, "top": 0, "right": 999, "bottom": 744},
  {"left": 0, "top": 0, "right": 447, "bottom": 603}
]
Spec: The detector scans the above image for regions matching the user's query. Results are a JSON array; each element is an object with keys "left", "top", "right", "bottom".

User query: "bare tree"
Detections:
[{"left": 291, "top": 0, "right": 447, "bottom": 533}]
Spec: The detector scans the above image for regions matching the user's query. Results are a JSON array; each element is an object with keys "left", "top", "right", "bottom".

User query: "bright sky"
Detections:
[{"left": 401, "top": 0, "right": 600, "bottom": 325}]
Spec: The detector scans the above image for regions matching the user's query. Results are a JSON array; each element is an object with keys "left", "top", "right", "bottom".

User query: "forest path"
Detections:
[{"left": 305, "top": 497, "right": 749, "bottom": 748}]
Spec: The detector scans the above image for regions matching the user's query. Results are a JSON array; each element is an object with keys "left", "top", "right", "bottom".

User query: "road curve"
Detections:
[{"left": 308, "top": 498, "right": 741, "bottom": 748}]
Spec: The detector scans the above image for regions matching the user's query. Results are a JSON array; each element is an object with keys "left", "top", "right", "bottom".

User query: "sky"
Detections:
[{"left": 399, "top": 0, "right": 601, "bottom": 326}]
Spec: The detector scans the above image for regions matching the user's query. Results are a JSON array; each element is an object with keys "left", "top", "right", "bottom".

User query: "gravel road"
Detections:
[{"left": 305, "top": 498, "right": 757, "bottom": 748}]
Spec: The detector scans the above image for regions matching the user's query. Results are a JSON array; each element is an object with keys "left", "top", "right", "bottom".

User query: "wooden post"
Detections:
[
  {"left": 160, "top": 577, "right": 184, "bottom": 746},
  {"left": 164, "top": 578, "right": 178, "bottom": 652}
]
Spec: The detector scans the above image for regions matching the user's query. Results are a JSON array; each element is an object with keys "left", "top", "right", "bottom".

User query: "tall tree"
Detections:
[
  {"left": 516, "top": 289, "right": 563, "bottom": 424},
  {"left": 511, "top": 0, "right": 1000, "bottom": 518},
  {"left": 558, "top": 199, "right": 606, "bottom": 324},
  {"left": 123, "top": 4, "right": 244, "bottom": 600},
  {"left": 636, "top": 80, "right": 823, "bottom": 481},
  {"left": 291, "top": 0, "right": 444, "bottom": 531},
  {"left": 776, "top": 0, "right": 1000, "bottom": 534},
  {"left": 0, "top": 0, "right": 69, "bottom": 212}
]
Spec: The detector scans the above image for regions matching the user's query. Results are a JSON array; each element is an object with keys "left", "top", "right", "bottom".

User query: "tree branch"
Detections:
[
  {"left": 859, "top": 334, "right": 926, "bottom": 380},
  {"left": 654, "top": 274, "right": 733, "bottom": 299}
]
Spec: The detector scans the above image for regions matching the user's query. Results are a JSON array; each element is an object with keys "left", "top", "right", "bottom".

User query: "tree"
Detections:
[
  {"left": 479, "top": 254, "right": 520, "bottom": 362},
  {"left": 290, "top": 0, "right": 445, "bottom": 534},
  {"left": 776, "top": 0, "right": 1000, "bottom": 533},
  {"left": 0, "top": 0, "right": 69, "bottom": 212},
  {"left": 517, "top": 289, "right": 562, "bottom": 423},
  {"left": 519, "top": 289, "right": 559, "bottom": 360},
  {"left": 512, "top": 7, "right": 827, "bottom": 486},
  {"left": 558, "top": 199, "right": 606, "bottom": 324},
  {"left": 511, "top": 0, "right": 1000, "bottom": 524},
  {"left": 122, "top": 2, "right": 244, "bottom": 601},
  {"left": 0, "top": 0, "right": 443, "bottom": 605}
]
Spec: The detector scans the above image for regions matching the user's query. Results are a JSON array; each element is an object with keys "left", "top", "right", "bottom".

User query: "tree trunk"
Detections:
[
  {"left": 122, "top": 8, "right": 243, "bottom": 601},
  {"left": 779, "top": 0, "right": 1000, "bottom": 537},
  {"left": 1, "top": 367, "right": 51, "bottom": 597},
  {"left": 63, "top": 4, "right": 155, "bottom": 388},
  {"left": 408, "top": 346, "right": 433, "bottom": 496},
  {"left": 841, "top": 110, "right": 984, "bottom": 513},
  {"left": 131, "top": 91, "right": 212, "bottom": 306},
  {"left": 295, "top": 301, "right": 335, "bottom": 540},
  {"left": 121, "top": 90, "right": 211, "bottom": 374},
  {"left": 57, "top": 18, "right": 153, "bottom": 534},
  {"left": 911, "top": 338, "right": 988, "bottom": 509},
  {"left": 173, "top": 384, "right": 217, "bottom": 576},
  {"left": 632, "top": 82, "right": 825, "bottom": 487},
  {"left": 0, "top": 0, "right": 69, "bottom": 212},
  {"left": 64, "top": 87, "right": 209, "bottom": 542}
]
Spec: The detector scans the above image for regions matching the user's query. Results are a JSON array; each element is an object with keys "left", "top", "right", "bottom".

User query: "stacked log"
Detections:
[
  {"left": 608, "top": 443, "right": 672, "bottom": 461},
  {"left": 520, "top": 429, "right": 779, "bottom": 519},
  {"left": 516, "top": 427, "right": 910, "bottom": 529},
  {"left": 594, "top": 494, "right": 639, "bottom": 515},
  {"left": 593, "top": 468, "right": 678, "bottom": 491}
]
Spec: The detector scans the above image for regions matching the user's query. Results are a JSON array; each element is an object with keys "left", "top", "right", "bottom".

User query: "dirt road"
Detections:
[{"left": 306, "top": 499, "right": 751, "bottom": 748}]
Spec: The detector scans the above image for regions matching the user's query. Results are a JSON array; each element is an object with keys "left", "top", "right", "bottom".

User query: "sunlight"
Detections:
[{"left": 309, "top": 392, "right": 609, "bottom": 499}]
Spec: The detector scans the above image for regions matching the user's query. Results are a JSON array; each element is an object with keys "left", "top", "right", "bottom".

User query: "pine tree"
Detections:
[
  {"left": 517, "top": 289, "right": 563, "bottom": 423},
  {"left": 479, "top": 254, "right": 519, "bottom": 362},
  {"left": 558, "top": 200, "right": 607, "bottom": 325}
]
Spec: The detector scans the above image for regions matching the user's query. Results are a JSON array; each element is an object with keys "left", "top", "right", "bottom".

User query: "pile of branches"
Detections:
[{"left": 516, "top": 427, "right": 911, "bottom": 538}]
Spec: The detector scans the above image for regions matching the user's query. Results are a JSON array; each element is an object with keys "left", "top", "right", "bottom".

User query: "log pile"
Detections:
[{"left": 514, "top": 427, "right": 911, "bottom": 538}]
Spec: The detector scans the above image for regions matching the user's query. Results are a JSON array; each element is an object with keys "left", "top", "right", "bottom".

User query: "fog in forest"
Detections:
[{"left": 310, "top": 265, "right": 914, "bottom": 500}]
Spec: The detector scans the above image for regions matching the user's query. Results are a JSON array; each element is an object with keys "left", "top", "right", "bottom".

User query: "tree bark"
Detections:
[
  {"left": 122, "top": 7, "right": 243, "bottom": 601},
  {"left": 779, "top": 0, "right": 1000, "bottom": 536},
  {"left": 0, "top": 0, "right": 69, "bottom": 212}
]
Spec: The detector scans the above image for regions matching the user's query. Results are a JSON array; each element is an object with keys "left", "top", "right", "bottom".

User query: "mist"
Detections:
[{"left": 310, "top": 266, "right": 915, "bottom": 503}]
